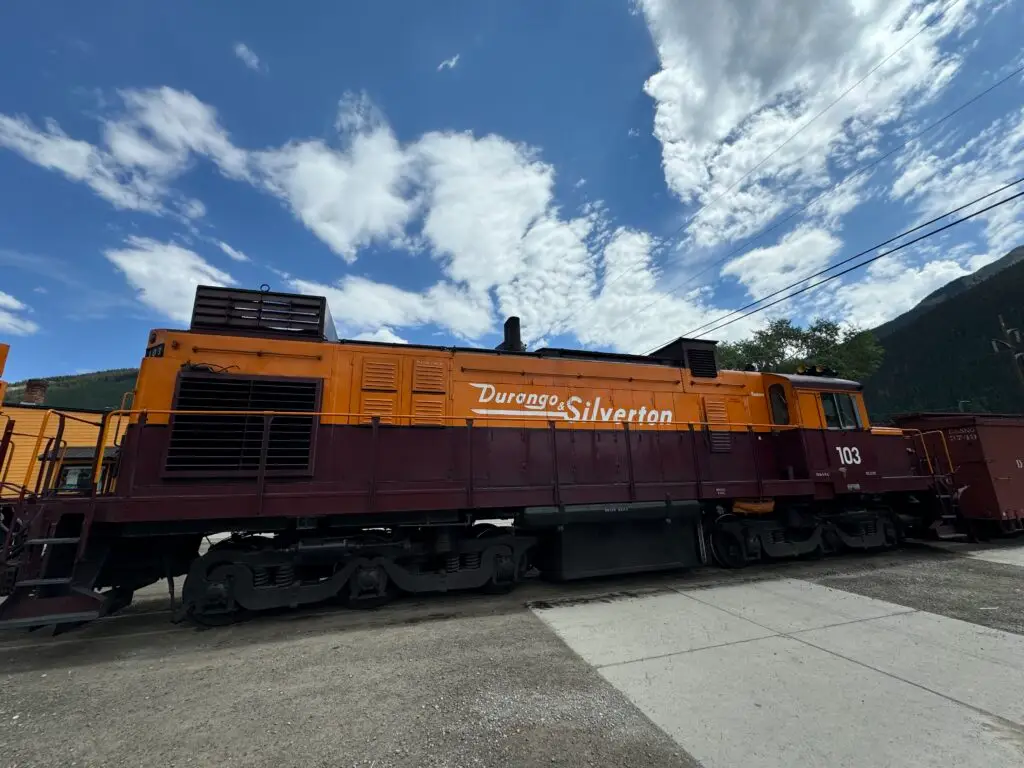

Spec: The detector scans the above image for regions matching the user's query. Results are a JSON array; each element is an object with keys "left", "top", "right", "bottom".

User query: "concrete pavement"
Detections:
[{"left": 535, "top": 573, "right": 1024, "bottom": 768}]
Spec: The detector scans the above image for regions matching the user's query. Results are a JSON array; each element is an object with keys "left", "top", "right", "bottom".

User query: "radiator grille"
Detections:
[
  {"left": 687, "top": 348, "right": 719, "bottom": 378},
  {"left": 166, "top": 374, "right": 319, "bottom": 476},
  {"left": 190, "top": 286, "right": 337, "bottom": 341}
]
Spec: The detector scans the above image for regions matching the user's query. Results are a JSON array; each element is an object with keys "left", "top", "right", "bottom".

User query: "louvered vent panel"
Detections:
[
  {"left": 360, "top": 396, "right": 396, "bottom": 424},
  {"left": 687, "top": 348, "right": 718, "bottom": 378},
  {"left": 362, "top": 360, "right": 398, "bottom": 391},
  {"left": 189, "top": 286, "right": 336, "bottom": 341},
  {"left": 412, "top": 360, "right": 446, "bottom": 393},
  {"left": 704, "top": 398, "right": 732, "bottom": 453},
  {"left": 412, "top": 397, "right": 445, "bottom": 426},
  {"left": 166, "top": 374, "right": 318, "bottom": 476}
]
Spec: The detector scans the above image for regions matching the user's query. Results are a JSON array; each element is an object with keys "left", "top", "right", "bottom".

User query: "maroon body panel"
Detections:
[
  {"left": 69, "top": 422, "right": 933, "bottom": 524},
  {"left": 894, "top": 414, "right": 1024, "bottom": 523}
]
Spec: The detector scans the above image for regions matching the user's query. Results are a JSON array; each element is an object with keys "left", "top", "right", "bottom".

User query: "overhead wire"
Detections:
[
  {"left": 679, "top": 177, "right": 1024, "bottom": 339},
  {"left": 687, "top": 178, "right": 1024, "bottom": 340},
  {"left": 628, "top": 59, "right": 1024, "bottom": 352},
  {"left": 552, "top": 0, "right": 966, "bottom": 336}
]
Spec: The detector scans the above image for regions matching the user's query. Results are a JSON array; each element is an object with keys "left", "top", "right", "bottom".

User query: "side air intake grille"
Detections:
[
  {"left": 687, "top": 348, "right": 718, "bottom": 378},
  {"left": 165, "top": 373, "right": 320, "bottom": 477}
]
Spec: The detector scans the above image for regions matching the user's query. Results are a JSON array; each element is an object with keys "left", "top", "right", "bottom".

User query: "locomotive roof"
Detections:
[{"left": 772, "top": 373, "right": 863, "bottom": 391}]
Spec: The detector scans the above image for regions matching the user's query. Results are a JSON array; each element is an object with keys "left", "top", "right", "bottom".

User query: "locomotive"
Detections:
[{"left": 0, "top": 286, "right": 955, "bottom": 629}]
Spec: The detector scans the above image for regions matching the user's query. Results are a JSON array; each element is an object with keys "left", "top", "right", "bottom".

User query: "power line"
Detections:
[
  {"left": 689, "top": 179, "right": 1024, "bottom": 340},
  {"left": 679, "top": 177, "right": 1024, "bottom": 339},
  {"left": 627, "top": 60, "right": 1024, "bottom": 350},
  {"left": 554, "top": 0, "right": 966, "bottom": 335}
]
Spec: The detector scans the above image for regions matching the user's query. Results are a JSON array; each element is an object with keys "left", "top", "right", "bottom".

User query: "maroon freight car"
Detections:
[{"left": 894, "top": 413, "right": 1024, "bottom": 535}]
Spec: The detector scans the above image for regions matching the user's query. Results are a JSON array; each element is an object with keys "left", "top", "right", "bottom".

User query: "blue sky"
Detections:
[{"left": 1, "top": 0, "right": 1023, "bottom": 381}]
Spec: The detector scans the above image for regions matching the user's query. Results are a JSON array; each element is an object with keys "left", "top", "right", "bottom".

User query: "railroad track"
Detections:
[{"left": 0, "top": 542, "right": 967, "bottom": 653}]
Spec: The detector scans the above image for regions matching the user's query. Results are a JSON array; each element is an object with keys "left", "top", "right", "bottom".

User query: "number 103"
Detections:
[{"left": 835, "top": 446, "right": 862, "bottom": 465}]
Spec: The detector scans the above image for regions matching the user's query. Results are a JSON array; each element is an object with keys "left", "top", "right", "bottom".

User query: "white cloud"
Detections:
[
  {"left": 215, "top": 240, "right": 250, "bottom": 262},
  {"left": 233, "top": 42, "right": 264, "bottom": 72},
  {"left": 890, "top": 106, "right": 1024, "bottom": 255},
  {"left": 0, "top": 114, "right": 167, "bottom": 212},
  {"left": 104, "top": 237, "right": 235, "bottom": 323},
  {"left": 830, "top": 255, "right": 972, "bottom": 328},
  {"left": 352, "top": 327, "right": 409, "bottom": 344},
  {"left": 721, "top": 226, "right": 841, "bottom": 300},
  {"left": 180, "top": 198, "right": 206, "bottom": 219},
  {"left": 437, "top": 54, "right": 460, "bottom": 71},
  {"left": 3, "top": 65, "right": 1018, "bottom": 355},
  {"left": 639, "top": 0, "right": 983, "bottom": 249},
  {"left": 255, "top": 132, "right": 415, "bottom": 263},
  {"left": 413, "top": 131, "right": 554, "bottom": 289},
  {"left": 0, "top": 291, "right": 39, "bottom": 335},
  {"left": 291, "top": 275, "right": 493, "bottom": 340},
  {"left": 0, "top": 87, "right": 247, "bottom": 218}
]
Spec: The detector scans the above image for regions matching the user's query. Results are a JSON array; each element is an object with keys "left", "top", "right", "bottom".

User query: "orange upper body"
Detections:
[{"left": 132, "top": 328, "right": 873, "bottom": 434}]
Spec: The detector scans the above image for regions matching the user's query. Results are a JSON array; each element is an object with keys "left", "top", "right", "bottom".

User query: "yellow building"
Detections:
[{"left": 0, "top": 347, "right": 128, "bottom": 498}]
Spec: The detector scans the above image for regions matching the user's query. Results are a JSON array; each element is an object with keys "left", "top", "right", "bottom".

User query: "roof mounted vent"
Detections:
[
  {"left": 189, "top": 286, "right": 338, "bottom": 342},
  {"left": 647, "top": 337, "right": 719, "bottom": 378}
]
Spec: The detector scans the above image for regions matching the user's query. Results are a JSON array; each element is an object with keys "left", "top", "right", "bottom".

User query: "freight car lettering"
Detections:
[{"left": 468, "top": 383, "right": 673, "bottom": 424}]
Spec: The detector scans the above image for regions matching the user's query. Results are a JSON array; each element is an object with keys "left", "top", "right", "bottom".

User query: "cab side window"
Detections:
[
  {"left": 820, "top": 392, "right": 861, "bottom": 430},
  {"left": 768, "top": 384, "right": 790, "bottom": 425}
]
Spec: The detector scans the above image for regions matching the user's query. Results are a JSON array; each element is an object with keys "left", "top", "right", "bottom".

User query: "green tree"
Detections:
[{"left": 717, "top": 318, "right": 883, "bottom": 382}]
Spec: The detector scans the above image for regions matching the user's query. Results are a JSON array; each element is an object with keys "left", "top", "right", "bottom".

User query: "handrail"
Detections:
[
  {"left": 20, "top": 410, "right": 54, "bottom": 500},
  {"left": 920, "top": 429, "right": 955, "bottom": 477},
  {"left": 97, "top": 407, "right": 807, "bottom": 430}
]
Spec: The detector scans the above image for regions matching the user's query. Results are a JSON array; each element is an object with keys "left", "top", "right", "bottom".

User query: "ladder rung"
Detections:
[
  {"left": 16, "top": 577, "right": 73, "bottom": 587},
  {"left": 25, "top": 537, "right": 81, "bottom": 546}
]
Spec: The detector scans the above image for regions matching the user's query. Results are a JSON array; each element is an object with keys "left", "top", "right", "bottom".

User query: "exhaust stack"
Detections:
[{"left": 495, "top": 317, "right": 526, "bottom": 352}]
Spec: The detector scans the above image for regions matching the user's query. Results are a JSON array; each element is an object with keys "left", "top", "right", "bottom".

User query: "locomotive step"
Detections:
[
  {"left": 14, "top": 577, "right": 74, "bottom": 587},
  {"left": 25, "top": 537, "right": 81, "bottom": 546}
]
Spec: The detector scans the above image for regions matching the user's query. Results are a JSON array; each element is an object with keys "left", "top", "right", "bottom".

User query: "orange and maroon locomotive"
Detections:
[{"left": 0, "top": 287, "right": 959, "bottom": 628}]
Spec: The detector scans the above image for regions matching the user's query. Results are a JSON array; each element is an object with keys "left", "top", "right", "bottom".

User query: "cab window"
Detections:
[
  {"left": 768, "top": 384, "right": 790, "bottom": 425},
  {"left": 820, "top": 392, "right": 860, "bottom": 430}
]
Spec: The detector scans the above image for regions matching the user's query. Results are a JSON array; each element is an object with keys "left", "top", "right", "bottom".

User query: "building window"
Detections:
[
  {"left": 768, "top": 384, "right": 790, "bottom": 425},
  {"left": 820, "top": 393, "right": 861, "bottom": 430}
]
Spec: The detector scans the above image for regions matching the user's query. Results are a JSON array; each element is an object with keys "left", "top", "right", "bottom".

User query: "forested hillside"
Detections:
[
  {"left": 3, "top": 369, "right": 137, "bottom": 410},
  {"left": 864, "top": 249, "right": 1024, "bottom": 421}
]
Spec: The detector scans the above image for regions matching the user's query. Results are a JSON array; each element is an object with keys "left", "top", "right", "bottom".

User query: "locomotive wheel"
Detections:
[
  {"left": 708, "top": 518, "right": 748, "bottom": 569},
  {"left": 340, "top": 563, "right": 393, "bottom": 609},
  {"left": 186, "top": 562, "right": 249, "bottom": 627},
  {"left": 476, "top": 525, "right": 524, "bottom": 594}
]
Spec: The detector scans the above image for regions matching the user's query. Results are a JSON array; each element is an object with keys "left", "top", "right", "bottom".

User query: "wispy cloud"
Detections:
[
  {"left": 233, "top": 42, "right": 264, "bottom": 72},
  {"left": 0, "top": 290, "right": 39, "bottom": 336},
  {"left": 437, "top": 53, "right": 460, "bottom": 72},
  {"left": 215, "top": 239, "right": 250, "bottom": 262}
]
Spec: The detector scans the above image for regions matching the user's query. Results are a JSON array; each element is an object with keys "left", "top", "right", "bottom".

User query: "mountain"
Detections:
[
  {"left": 864, "top": 246, "right": 1024, "bottom": 421},
  {"left": 873, "top": 246, "right": 1024, "bottom": 339},
  {"left": 3, "top": 369, "right": 138, "bottom": 411}
]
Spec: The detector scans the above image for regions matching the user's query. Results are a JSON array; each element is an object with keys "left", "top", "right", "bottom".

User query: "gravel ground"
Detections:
[
  {"left": 1, "top": 540, "right": 1021, "bottom": 767},
  {"left": 815, "top": 545, "right": 1024, "bottom": 635},
  {"left": 0, "top": 606, "right": 698, "bottom": 768}
]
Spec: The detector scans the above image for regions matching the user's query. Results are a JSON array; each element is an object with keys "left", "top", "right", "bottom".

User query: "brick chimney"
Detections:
[{"left": 21, "top": 379, "right": 48, "bottom": 405}]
